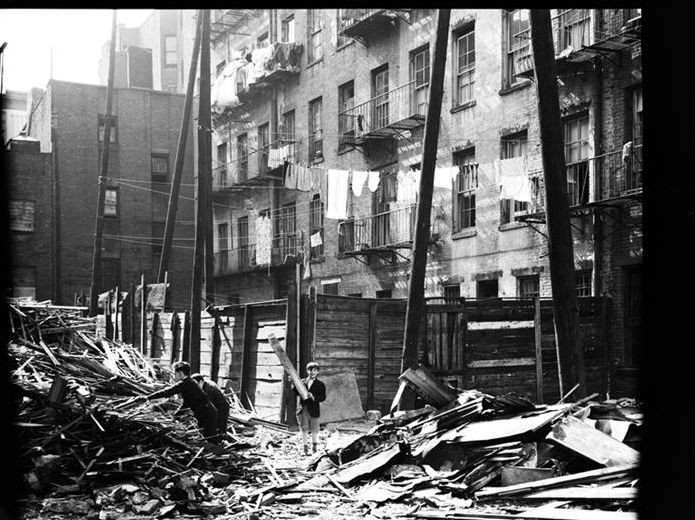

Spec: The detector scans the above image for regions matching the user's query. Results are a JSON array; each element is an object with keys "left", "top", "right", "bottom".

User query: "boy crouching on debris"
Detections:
[
  {"left": 139, "top": 361, "right": 220, "bottom": 443},
  {"left": 191, "top": 373, "right": 230, "bottom": 443},
  {"left": 291, "top": 361, "right": 326, "bottom": 456}
]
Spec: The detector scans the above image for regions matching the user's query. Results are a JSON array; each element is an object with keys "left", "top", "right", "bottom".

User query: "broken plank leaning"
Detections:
[{"left": 267, "top": 332, "right": 309, "bottom": 401}]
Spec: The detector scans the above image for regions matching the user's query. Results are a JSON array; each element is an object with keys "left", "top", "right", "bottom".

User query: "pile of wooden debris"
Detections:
[{"left": 8, "top": 299, "right": 642, "bottom": 519}]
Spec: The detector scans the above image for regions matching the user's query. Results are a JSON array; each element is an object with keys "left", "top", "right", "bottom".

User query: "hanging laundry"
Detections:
[
  {"left": 310, "top": 167, "right": 326, "bottom": 195},
  {"left": 397, "top": 169, "right": 420, "bottom": 204},
  {"left": 310, "top": 231, "right": 323, "bottom": 248},
  {"left": 368, "top": 170, "right": 381, "bottom": 192},
  {"left": 499, "top": 157, "right": 531, "bottom": 202},
  {"left": 302, "top": 239, "right": 312, "bottom": 280},
  {"left": 255, "top": 215, "right": 272, "bottom": 265},
  {"left": 268, "top": 147, "right": 281, "bottom": 168},
  {"left": 434, "top": 166, "right": 459, "bottom": 188},
  {"left": 622, "top": 141, "right": 633, "bottom": 163},
  {"left": 351, "top": 170, "right": 369, "bottom": 197},
  {"left": 296, "top": 162, "right": 312, "bottom": 191},
  {"left": 284, "top": 162, "right": 298, "bottom": 189},
  {"left": 326, "top": 169, "right": 350, "bottom": 219}
]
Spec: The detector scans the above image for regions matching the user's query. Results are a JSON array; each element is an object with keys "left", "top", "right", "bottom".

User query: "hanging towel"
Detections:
[
  {"left": 381, "top": 174, "right": 397, "bottom": 203},
  {"left": 397, "top": 169, "right": 420, "bottom": 204},
  {"left": 284, "top": 162, "right": 297, "bottom": 189},
  {"left": 434, "top": 166, "right": 459, "bottom": 188},
  {"left": 499, "top": 157, "right": 531, "bottom": 202},
  {"left": 303, "top": 239, "right": 312, "bottom": 280},
  {"left": 255, "top": 216, "right": 272, "bottom": 265},
  {"left": 368, "top": 170, "right": 380, "bottom": 192},
  {"left": 352, "top": 170, "right": 369, "bottom": 197},
  {"left": 326, "top": 169, "right": 350, "bottom": 219},
  {"left": 297, "top": 163, "right": 312, "bottom": 191}
]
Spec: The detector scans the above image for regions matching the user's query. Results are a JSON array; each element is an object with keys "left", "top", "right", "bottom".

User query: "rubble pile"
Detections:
[{"left": 7, "top": 300, "right": 642, "bottom": 519}]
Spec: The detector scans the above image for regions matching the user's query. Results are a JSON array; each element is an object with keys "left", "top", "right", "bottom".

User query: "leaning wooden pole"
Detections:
[
  {"left": 158, "top": 13, "right": 203, "bottom": 282},
  {"left": 88, "top": 10, "right": 117, "bottom": 316},
  {"left": 401, "top": 9, "right": 451, "bottom": 373},
  {"left": 529, "top": 9, "right": 585, "bottom": 396},
  {"left": 188, "top": 9, "right": 210, "bottom": 372},
  {"left": 200, "top": 9, "right": 215, "bottom": 304}
]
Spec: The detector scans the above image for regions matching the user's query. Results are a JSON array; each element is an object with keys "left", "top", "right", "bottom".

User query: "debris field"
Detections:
[{"left": 8, "top": 300, "right": 641, "bottom": 519}]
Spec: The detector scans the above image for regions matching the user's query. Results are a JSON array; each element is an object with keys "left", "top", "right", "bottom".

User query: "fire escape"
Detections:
[{"left": 337, "top": 9, "right": 412, "bottom": 47}]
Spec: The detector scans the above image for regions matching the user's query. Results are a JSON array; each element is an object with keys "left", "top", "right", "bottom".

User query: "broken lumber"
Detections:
[{"left": 267, "top": 332, "right": 309, "bottom": 400}]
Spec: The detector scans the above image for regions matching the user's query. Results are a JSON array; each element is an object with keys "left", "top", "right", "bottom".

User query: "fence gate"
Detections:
[{"left": 424, "top": 300, "right": 467, "bottom": 389}]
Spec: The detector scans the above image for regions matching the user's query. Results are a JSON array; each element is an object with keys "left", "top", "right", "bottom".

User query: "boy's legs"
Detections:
[
  {"left": 298, "top": 407, "right": 311, "bottom": 455},
  {"left": 309, "top": 416, "right": 320, "bottom": 452}
]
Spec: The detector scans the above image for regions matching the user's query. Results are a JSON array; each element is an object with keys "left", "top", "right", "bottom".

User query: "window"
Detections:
[
  {"left": 626, "top": 86, "right": 643, "bottom": 191},
  {"left": 310, "top": 194, "right": 324, "bottom": 259},
  {"left": 307, "top": 9, "right": 323, "bottom": 63},
  {"left": 151, "top": 154, "right": 169, "bottom": 182},
  {"left": 452, "top": 149, "right": 477, "bottom": 232},
  {"left": 410, "top": 46, "right": 430, "bottom": 115},
  {"left": 504, "top": 9, "right": 531, "bottom": 87},
  {"left": 443, "top": 284, "right": 461, "bottom": 303},
  {"left": 338, "top": 81, "right": 355, "bottom": 149},
  {"left": 308, "top": 97, "right": 323, "bottom": 162},
  {"left": 376, "top": 289, "right": 392, "bottom": 299},
  {"left": 281, "top": 15, "right": 295, "bottom": 43},
  {"left": 517, "top": 275, "right": 540, "bottom": 299},
  {"left": 322, "top": 281, "right": 340, "bottom": 295},
  {"left": 575, "top": 270, "right": 592, "bottom": 297},
  {"left": 98, "top": 115, "right": 118, "bottom": 143},
  {"left": 372, "top": 65, "right": 389, "bottom": 130},
  {"left": 500, "top": 131, "right": 529, "bottom": 224},
  {"left": 258, "top": 123, "right": 269, "bottom": 172},
  {"left": 281, "top": 110, "right": 296, "bottom": 161},
  {"left": 336, "top": 10, "right": 350, "bottom": 47},
  {"left": 237, "top": 216, "right": 250, "bottom": 269},
  {"left": 563, "top": 115, "right": 590, "bottom": 206},
  {"left": 559, "top": 9, "right": 591, "bottom": 51},
  {"left": 217, "top": 142, "right": 228, "bottom": 186},
  {"left": 9, "top": 200, "right": 35, "bottom": 232},
  {"left": 276, "top": 202, "right": 297, "bottom": 259},
  {"left": 237, "top": 133, "right": 248, "bottom": 182},
  {"left": 454, "top": 27, "right": 475, "bottom": 106},
  {"left": 217, "top": 222, "right": 229, "bottom": 273},
  {"left": 164, "top": 35, "right": 177, "bottom": 65},
  {"left": 348, "top": 293, "right": 363, "bottom": 298},
  {"left": 477, "top": 279, "right": 498, "bottom": 299},
  {"left": 256, "top": 31, "right": 269, "bottom": 48},
  {"left": 104, "top": 188, "right": 119, "bottom": 217},
  {"left": 12, "top": 266, "right": 37, "bottom": 298}
]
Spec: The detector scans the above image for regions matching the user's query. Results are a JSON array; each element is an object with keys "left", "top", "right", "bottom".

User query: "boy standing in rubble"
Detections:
[
  {"left": 140, "top": 361, "right": 220, "bottom": 443},
  {"left": 291, "top": 361, "right": 326, "bottom": 455},
  {"left": 191, "top": 373, "right": 230, "bottom": 443}
]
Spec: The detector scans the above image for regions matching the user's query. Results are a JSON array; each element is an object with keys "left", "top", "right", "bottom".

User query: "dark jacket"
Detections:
[
  {"left": 202, "top": 380, "right": 229, "bottom": 415},
  {"left": 293, "top": 377, "right": 326, "bottom": 418}
]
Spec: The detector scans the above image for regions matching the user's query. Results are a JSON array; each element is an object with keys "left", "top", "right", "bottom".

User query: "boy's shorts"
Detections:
[{"left": 298, "top": 406, "right": 320, "bottom": 433}]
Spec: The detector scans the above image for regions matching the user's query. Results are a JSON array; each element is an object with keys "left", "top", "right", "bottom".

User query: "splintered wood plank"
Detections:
[
  {"left": 546, "top": 415, "right": 640, "bottom": 467},
  {"left": 525, "top": 487, "right": 637, "bottom": 500}
]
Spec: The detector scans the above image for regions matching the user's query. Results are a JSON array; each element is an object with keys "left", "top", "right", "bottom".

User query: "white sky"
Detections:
[{"left": 1, "top": 9, "right": 155, "bottom": 93}]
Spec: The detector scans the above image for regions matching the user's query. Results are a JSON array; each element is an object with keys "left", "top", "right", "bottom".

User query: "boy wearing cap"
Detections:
[{"left": 291, "top": 361, "right": 326, "bottom": 455}]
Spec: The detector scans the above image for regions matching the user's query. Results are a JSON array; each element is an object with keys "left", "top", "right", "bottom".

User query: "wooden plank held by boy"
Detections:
[{"left": 267, "top": 333, "right": 310, "bottom": 401}]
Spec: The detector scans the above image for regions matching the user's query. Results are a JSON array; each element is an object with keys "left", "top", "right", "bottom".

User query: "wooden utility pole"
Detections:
[
  {"left": 158, "top": 13, "right": 203, "bottom": 282},
  {"left": 401, "top": 9, "right": 451, "bottom": 374},
  {"left": 88, "top": 10, "right": 117, "bottom": 316},
  {"left": 529, "top": 9, "right": 585, "bottom": 396},
  {"left": 189, "top": 9, "right": 211, "bottom": 372}
]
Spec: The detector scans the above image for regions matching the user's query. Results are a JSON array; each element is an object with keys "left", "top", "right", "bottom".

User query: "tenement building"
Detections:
[{"left": 207, "top": 9, "right": 642, "bottom": 391}]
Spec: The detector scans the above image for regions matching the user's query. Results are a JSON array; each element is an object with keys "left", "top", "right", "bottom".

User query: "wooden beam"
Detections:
[
  {"left": 239, "top": 305, "right": 253, "bottom": 409},
  {"left": 210, "top": 316, "right": 221, "bottom": 382},
  {"left": 367, "top": 301, "right": 377, "bottom": 410},
  {"left": 535, "top": 297, "right": 543, "bottom": 403},
  {"left": 268, "top": 333, "right": 309, "bottom": 401}
]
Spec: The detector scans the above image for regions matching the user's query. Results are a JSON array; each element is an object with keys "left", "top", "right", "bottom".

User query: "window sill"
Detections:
[
  {"left": 306, "top": 58, "right": 324, "bottom": 69},
  {"left": 336, "top": 40, "right": 355, "bottom": 52},
  {"left": 498, "top": 81, "right": 532, "bottom": 96},
  {"left": 337, "top": 146, "right": 353, "bottom": 156},
  {"left": 499, "top": 221, "right": 526, "bottom": 232},
  {"left": 452, "top": 228, "right": 477, "bottom": 240},
  {"left": 450, "top": 100, "right": 476, "bottom": 114},
  {"left": 310, "top": 156, "right": 325, "bottom": 166},
  {"left": 310, "top": 257, "right": 325, "bottom": 265}
]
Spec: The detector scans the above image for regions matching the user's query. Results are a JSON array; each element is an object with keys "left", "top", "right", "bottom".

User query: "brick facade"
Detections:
[{"left": 26, "top": 80, "right": 196, "bottom": 309}]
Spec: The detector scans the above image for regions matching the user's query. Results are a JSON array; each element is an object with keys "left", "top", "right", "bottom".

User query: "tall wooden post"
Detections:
[
  {"left": 189, "top": 10, "right": 211, "bottom": 372},
  {"left": 529, "top": 9, "right": 585, "bottom": 396},
  {"left": 88, "top": 10, "right": 117, "bottom": 316},
  {"left": 401, "top": 9, "right": 451, "bottom": 373},
  {"left": 140, "top": 273, "right": 147, "bottom": 355},
  {"left": 158, "top": 13, "right": 203, "bottom": 282}
]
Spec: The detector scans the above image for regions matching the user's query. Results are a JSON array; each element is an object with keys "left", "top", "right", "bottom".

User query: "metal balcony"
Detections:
[
  {"left": 338, "top": 9, "right": 411, "bottom": 44},
  {"left": 339, "top": 81, "right": 426, "bottom": 147},
  {"left": 338, "top": 204, "right": 437, "bottom": 256},
  {"left": 210, "top": 10, "right": 255, "bottom": 42},
  {"left": 214, "top": 234, "right": 303, "bottom": 276}
]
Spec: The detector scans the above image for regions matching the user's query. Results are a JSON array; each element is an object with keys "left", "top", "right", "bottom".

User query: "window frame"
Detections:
[
  {"left": 164, "top": 35, "right": 178, "bottom": 66},
  {"left": 236, "top": 133, "right": 249, "bottom": 182},
  {"left": 452, "top": 149, "right": 477, "bottom": 232},
  {"left": 308, "top": 97, "right": 323, "bottom": 163},
  {"left": 307, "top": 9, "right": 323, "bottom": 63},
  {"left": 575, "top": 269, "right": 592, "bottom": 297},
  {"left": 563, "top": 114, "right": 591, "bottom": 206},
  {"left": 9, "top": 200, "right": 35, "bottom": 232},
  {"left": 454, "top": 25, "right": 475, "bottom": 107},
  {"left": 499, "top": 130, "right": 529, "bottom": 224},
  {"left": 98, "top": 114, "right": 118, "bottom": 143},
  {"left": 477, "top": 279, "right": 499, "bottom": 299},
  {"left": 281, "top": 15, "right": 295, "bottom": 43},
  {"left": 338, "top": 80, "right": 355, "bottom": 149},
  {"left": 517, "top": 274, "right": 540, "bottom": 299},
  {"left": 504, "top": 9, "right": 531, "bottom": 88},
  {"left": 104, "top": 187, "right": 119, "bottom": 218},
  {"left": 258, "top": 122, "right": 270, "bottom": 173},
  {"left": 309, "top": 194, "right": 325, "bottom": 259},
  {"left": 151, "top": 153, "right": 170, "bottom": 182}
]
